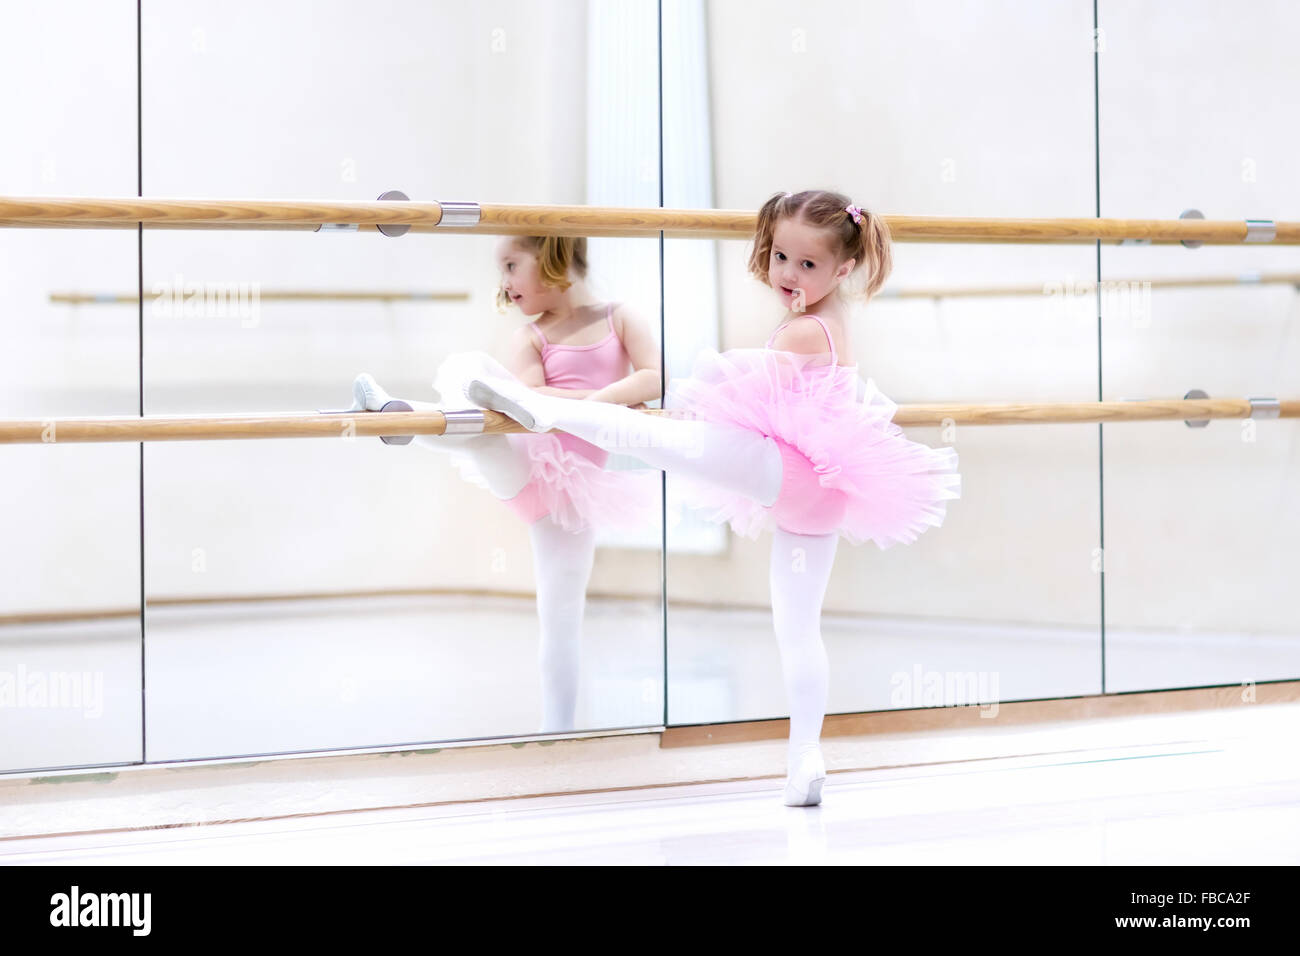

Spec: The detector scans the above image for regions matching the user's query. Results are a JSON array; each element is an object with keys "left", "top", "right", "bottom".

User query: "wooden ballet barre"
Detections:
[
  {"left": 880, "top": 272, "right": 1300, "bottom": 299},
  {"left": 0, "top": 410, "right": 516, "bottom": 443},
  {"left": 0, "top": 195, "right": 1296, "bottom": 244},
  {"left": 48, "top": 290, "right": 470, "bottom": 304},
  {"left": 1, "top": 398, "right": 1296, "bottom": 444},
  {"left": 891, "top": 397, "right": 1296, "bottom": 426}
]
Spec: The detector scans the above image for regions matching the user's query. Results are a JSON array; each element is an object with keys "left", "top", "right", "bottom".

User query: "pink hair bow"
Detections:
[{"left": 845, "top": 203, "right": 863, "bottom": 225}]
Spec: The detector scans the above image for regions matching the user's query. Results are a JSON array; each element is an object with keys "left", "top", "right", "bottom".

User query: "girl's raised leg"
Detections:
[{"left": 467, "top": 376, "right": 784, "bottom": 507}]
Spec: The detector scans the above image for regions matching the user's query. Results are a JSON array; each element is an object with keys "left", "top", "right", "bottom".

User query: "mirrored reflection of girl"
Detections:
[{"left": 352, "top": 236, "right": 663, "bottom": 735}]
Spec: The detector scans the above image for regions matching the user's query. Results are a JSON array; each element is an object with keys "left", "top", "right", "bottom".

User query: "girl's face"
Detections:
[
  {"left": 496, "top": 240, "right": 561, "bottom": 317},
  {"left": 768, "top": 217, "right": 855, "bottom": 312}
]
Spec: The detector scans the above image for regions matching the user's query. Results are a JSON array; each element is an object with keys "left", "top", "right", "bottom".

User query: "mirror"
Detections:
[
  {"left": 1098, "top": 3, "right": 1300, "bottom": 692},
  {"left": 0, "top": 0, "right": 142, "bottom": 774},
  {"left": 138, "top": 0, "right": 666, "bottom": 762}
]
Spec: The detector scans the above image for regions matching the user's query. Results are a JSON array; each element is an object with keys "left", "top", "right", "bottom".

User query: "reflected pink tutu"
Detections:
[
  {"left": 432, "top": 349, "right": 663, "bottom": 535},
  {"left": 447, "top": 430, "right": 663, "bottom": 535},
  {"left": 665, "top": 347, "right": 961, "bottom": 549}
]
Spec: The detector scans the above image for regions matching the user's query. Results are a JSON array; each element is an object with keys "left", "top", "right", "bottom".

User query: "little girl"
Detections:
[
  {"left": 457, "top": 190, "right": 962, "bottom": 806},
  {"left": 351, "top": 234, "right": 663, "bottom": 734}
]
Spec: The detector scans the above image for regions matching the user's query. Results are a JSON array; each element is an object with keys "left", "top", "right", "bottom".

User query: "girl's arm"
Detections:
[{"left": 586, "top": 303, "right": 663, "bottom": 406}]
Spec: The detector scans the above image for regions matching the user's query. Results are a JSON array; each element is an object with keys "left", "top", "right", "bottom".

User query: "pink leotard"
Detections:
[
  {"left": 764, "top": 315, "right": 850, "bottom": 536},
  {"left": 503, "top": 304, "right": 631, "bottom": 524}
]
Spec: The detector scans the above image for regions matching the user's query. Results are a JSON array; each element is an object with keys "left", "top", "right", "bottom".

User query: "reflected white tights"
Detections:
[
  {"left": 528, "top": 513, "right": 597, "bottom": 733},
  {"left": 412, "top": 432, "right": 533, "bottom": 501},
  {"left": 511, "top": 394, "right": 784, "bottom": 507},
  {"left": 414, "top": 429, "right": 593, "bottom": 734}
]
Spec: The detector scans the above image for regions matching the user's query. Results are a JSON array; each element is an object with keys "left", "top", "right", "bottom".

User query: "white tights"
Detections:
[
  {"left": 528, "top": 513, "right": 597, "bottom": 733},
  {"left": 770, "top": 527, "right": 838, "bottom": 763},
  {"left": 520, "top": 394, "right": 784, "bottom": 507},
  {"left": 413, "top": 432, "right": 533, "bottom": 501},
  {"left": 414, "top": 430, "right": 593, "bottom": 734}
]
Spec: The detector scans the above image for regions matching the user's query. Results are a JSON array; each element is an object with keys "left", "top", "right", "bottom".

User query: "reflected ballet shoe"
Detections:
[
  {"left": 350, "top": 373, "right": 415, "bottom": 445},
  {"left": 783, "top": 747, "right": 827, "bottom": 807},
  {"left": 466, "top": 374, "right": 557, "bottom": 433},
  {"left": 353, "top": 372, "right": 397, "bottom": 412}
]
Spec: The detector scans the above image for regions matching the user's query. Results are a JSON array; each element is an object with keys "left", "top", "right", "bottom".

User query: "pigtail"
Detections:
[
  {"left": 858, "top": 210, "right": 893, "bottom": 301},
  {"left": 746, "top": 191, "right": 790, "bottom": 286}
]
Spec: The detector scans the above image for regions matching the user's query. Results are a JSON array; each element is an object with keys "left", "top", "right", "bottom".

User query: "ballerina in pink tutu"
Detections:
[
  {"left": 457, "top": 189, "right": 962, "bottom": 806},
  {"left": 350, "top": 234, "right": 664, "bottom": 734}
]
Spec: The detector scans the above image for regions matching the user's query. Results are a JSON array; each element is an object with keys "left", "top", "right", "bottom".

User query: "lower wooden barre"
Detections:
[
  {"left": 893, "top": 398, "right": 1299, "bottom": 426},
  {"left": 0, "top": 410, "right": 518, "bottom": 443},
  {"left": 0, "top": 398, "right": 1296, "bottom": 444}
]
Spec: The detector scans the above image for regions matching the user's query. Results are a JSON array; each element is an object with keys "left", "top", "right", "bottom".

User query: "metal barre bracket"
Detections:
[
  {"left": 1248, "top": 397, "right": 1281, "bottom": 418},
  {"left": 1179, "top": 209, "right": 1204, "bottom": 249},
  {"left": 441, "top": 409, "right": 487, "bottom": 434},
  {"left": 315, "top": 189, "right": 411, "bottom": 236},
  {"left": 376, "top": 190, "right": 410, "bottom": 238},
  {"left": 1183, "top": 388, "right": 1209, "bottom": 427},
  {"left": 1244, "top": 219, "right": 1276, "bottom": 243},
  {"left": 436, "top": 202, "right": 482, "bottom": 227}
]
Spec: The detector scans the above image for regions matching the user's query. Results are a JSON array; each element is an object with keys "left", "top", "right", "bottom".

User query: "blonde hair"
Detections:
[
  {"left": 746, "top": 189, "right": 893, "bottom": 301},
  {"left": 494, "top": 236, "right": 589, "bottom": 312}
]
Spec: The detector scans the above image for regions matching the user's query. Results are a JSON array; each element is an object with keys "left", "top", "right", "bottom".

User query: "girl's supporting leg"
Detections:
[
  {"left": 769, "top": 525, "right": 839, "bottom": 805},
  {"left": 528, "top": 512, "right": 598, "bottom": 733}
]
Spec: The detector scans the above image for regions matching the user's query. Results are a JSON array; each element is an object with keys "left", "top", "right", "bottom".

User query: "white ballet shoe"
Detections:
[
  {"left": 465, "top": 373, "right": 557, "bottom": 433},
  {"left": 352, "top": 372, "right": 398, "bottom": 412},
  {"left": 431, "top": 351, "right": 517, "bottom": 406},
  {"left": 348, "top": 373, "right": 415, "bottom": 445},
  {"left": 783, "top": 747, "right": 827, "bottom": 807}
]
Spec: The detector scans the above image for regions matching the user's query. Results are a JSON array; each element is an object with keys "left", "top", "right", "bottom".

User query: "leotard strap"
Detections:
[
  {"left": 766, "top": 314, "right": 837, "bottom": 365},
  {"left": 531, "top": 304, "right": 615, "bottom": 350},
  {"left": 806, "top": 314, "right": 837, "bottom": 365}
]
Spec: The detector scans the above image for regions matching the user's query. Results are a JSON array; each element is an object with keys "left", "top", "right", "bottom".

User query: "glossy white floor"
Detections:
[
  {"left": 4, "top": 592, "right": 1297, "bottom": 773},
  {"left": 2, "top": 728, "right": 1296, "bottom": 865}
]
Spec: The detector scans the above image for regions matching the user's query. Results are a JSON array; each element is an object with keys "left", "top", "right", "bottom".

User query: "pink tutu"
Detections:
[{"left": 665, "top": 346, "right": 961, "bottom": 549}]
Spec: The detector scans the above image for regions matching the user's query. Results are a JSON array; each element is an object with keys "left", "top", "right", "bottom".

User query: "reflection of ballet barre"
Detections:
[
  {"left": 1, "top": 195, "right": 1296, "bottom": 244},
  {"left": 48, "top": 290, "right": 470, "bottom": 304},
  {"left": 2, "top": 397, "right": 1295, "bottom": 444},
  {"left": 880, "top": 272, "right": 1300, "bottom": 299}
]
